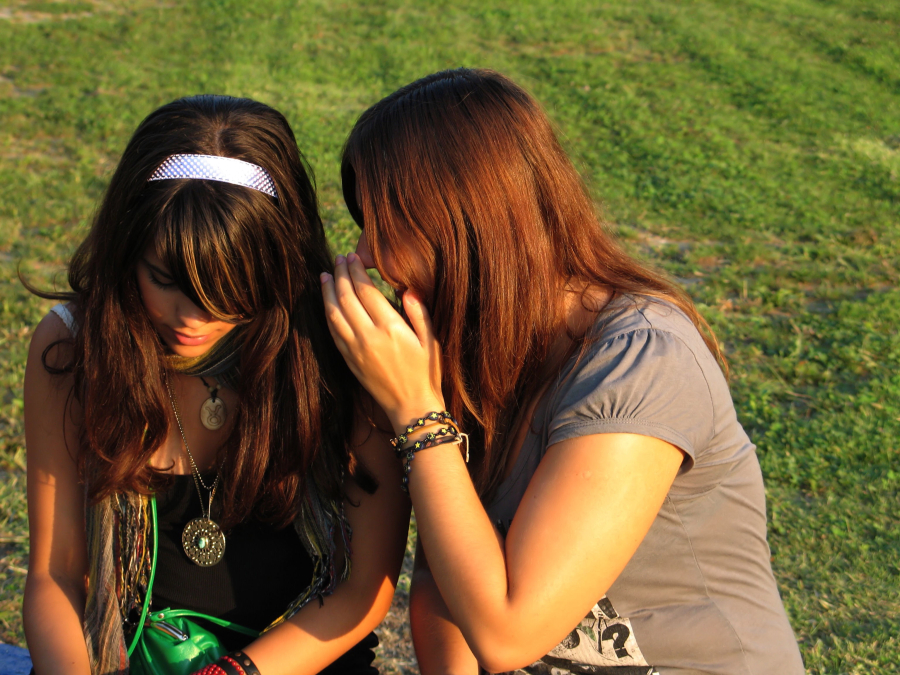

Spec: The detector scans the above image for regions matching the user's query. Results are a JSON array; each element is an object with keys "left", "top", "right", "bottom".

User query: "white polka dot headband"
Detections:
[{"left": 148, "top": 154, "right": 278, "bottom": 199}]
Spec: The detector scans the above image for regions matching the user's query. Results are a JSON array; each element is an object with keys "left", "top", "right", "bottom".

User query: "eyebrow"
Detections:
[{"left": 142, "top": 258, "right": 175, "bottom": 280}]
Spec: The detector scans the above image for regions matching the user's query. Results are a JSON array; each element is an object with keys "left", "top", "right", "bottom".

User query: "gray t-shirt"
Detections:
[{"left": 485, "top": 296, "right": 804, "bottom": 675}]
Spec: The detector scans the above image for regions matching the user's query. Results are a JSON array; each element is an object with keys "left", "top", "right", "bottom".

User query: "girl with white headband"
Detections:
[{"left": 23, "top": 95, "right": 409, "bottom": 675}]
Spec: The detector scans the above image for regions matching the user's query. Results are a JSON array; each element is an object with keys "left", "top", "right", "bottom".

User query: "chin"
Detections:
[{"left": 165, "top": 342, "right": 214, "bottom": 359}]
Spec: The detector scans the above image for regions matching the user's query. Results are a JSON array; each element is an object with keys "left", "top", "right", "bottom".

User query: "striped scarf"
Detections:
[{"left": 82, "top": 484, "right": 351, "bottom": 675}]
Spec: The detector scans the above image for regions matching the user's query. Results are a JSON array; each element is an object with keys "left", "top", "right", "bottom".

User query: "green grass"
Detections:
[{"left": 1, "top": 0, "right": 898, "bottom": 672}]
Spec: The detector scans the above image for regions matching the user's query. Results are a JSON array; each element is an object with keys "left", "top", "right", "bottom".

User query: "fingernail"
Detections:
[
  {"left": 336, "top": 255, "right": 346, "bottom": 265},
  {"left": 347, "top": 252, "right": 358, "bottom": 263},
  {"left": 320, "top": 272, "right": 332, "bottom": 283}
]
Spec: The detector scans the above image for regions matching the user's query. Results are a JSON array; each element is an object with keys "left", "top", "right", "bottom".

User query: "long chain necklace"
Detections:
[
  {"left": 198, "top": 375, "right": 227, "bottom": 431},
  {"left": 163, "top": 374, "right": 227, "bottom": 567}
]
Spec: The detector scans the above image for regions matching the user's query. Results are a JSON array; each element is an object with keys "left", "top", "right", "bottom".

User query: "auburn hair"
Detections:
[
  {"left": 342, "top": 68, "right": 724, "bottom": 501},
  {"left": 30, "top": 95, "right": 358, "bottom": 527}
]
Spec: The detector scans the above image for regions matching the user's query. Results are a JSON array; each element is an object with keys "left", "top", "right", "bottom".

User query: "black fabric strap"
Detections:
[{"left": 226, "top": 651, "right": 262, "bottom": 675}]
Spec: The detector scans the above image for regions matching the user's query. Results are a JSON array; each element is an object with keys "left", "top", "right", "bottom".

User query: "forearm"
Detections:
[
  {"left": 244, "top": 414, "right": 411, "bottom": 675},
  {"left": 410, "top": 567, "right": 479, "bottom": 675},
  {"left": 400, "top": 437, "right": 522, "bottom": 666},
  {"left": 242, "top": 564, "right": 397, "bottom": 674},
  {"left": 23, "top": 573, "right": 91, "bottom": 675},
  {"left": 402, "top": 431, "right": 685, "bottom": 672}
]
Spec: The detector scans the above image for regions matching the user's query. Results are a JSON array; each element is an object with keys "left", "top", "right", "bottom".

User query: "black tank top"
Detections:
[{"left": 151, "top": 475, "right": 378, "bottom": 673}]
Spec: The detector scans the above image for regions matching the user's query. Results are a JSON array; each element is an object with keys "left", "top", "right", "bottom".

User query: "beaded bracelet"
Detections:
[
  {"left": 390, "top": 411, "right": 458, "bottom": 449},
  {"left": 393, "top": 424, "right": 460, "bottom": 459},
  {"left": 192, "top": 651, "right": 261, "bottom": 675},
  {"left": 401, "top": 433, "right": 466, "bottom": 493},
  {"left": 391, "top": 420, "right": 449, "bottom": 456}
]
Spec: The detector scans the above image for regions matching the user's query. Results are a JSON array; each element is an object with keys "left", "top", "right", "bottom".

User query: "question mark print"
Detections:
[{"left": 600, "top": 623, "right": 631, "bottom": 659}]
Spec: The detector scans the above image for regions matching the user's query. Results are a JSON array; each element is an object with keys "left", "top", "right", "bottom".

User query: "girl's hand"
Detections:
[{"left": 321, "top": 253, "right": 445, "bottom": 429}]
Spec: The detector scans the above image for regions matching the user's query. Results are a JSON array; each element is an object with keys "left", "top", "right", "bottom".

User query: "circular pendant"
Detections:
[
  {"left": 182, "top": 517, "right": 226, "bottom": 566},
  {"left": 200, "top": 396, "right": 227, "bottom": 431}
]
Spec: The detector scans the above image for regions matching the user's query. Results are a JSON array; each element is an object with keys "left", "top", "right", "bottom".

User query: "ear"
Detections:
[{"left": 355, "top": 231, "right": 377, "bottom": 270}]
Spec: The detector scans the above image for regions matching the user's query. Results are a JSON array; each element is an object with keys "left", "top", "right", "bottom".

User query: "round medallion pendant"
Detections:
[
  {"left": 182, "top": 517, "right": 226, "bottom": 567},
  {"left": 200, "top": 397, "right": 227, "bottom": 431}
]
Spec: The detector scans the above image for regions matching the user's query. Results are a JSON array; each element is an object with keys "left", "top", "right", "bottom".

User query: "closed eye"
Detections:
[
  {"left": 143, "top": 258, "right": 178, "bottom": 290},
  {"left": 148, "top": 271, "right": 178, "bottom": 290}
]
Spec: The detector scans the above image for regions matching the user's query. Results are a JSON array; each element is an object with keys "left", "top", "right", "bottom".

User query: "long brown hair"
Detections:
[
  {"left": 30, "top": 95, "right": 358, "bottom": 527},
  {"left": 342, "top": 68, "right": 724, "bottom": 501}
]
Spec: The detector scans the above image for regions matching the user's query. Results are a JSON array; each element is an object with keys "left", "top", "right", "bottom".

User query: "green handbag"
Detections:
[{"left": 126, "top": 497, "right": 260, "bottom": 675}]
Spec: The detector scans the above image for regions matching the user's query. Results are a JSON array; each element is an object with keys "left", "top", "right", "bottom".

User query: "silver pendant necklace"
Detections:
[
  {"left": 163, "top": 375, "right": 227, "bottom": 567},
  {"left": 198, "top": 376, "right": 227, "bottom": 431}
]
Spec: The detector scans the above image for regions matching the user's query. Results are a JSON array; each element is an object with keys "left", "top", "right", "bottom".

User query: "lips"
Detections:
[{"left": 170, "top": 329, "right": 212, "bottom": 346}]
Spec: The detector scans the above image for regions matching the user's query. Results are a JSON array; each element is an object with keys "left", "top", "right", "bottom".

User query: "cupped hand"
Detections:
[{"left": 321, "top": 253, "right": 446, "bottom": 430}]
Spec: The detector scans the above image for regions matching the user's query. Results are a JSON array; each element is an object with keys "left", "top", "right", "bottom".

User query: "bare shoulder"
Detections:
[
  {"left": 25, "top": 308, "right": 80, "bottom": 448},
  {"left": 29, "top": 307, "right": 76, "bottom": 373}
]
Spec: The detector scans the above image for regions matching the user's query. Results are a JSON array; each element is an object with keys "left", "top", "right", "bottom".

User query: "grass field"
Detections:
[{"left": 1, "top": 0, "right": 898, "bottom": 672}]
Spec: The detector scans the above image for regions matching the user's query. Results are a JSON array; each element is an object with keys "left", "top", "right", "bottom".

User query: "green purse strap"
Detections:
[
  {"left": 149, "top": 609, "right": 259, "bottom": 638},
  {"left": 127, "top": 495, "right": 159, "bottom": 657}
]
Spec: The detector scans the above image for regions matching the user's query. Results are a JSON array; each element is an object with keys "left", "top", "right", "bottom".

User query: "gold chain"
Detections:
[{"left": 162, "top": 373, "right": 226, "bottom": 517}]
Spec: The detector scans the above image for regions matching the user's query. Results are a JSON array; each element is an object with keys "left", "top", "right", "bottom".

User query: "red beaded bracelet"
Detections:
[
  {"left": 191, "top": 651, "right": 261, "bottom": 675},
  {"left": 192, "top": 664, "right": 228, "bottom": 675}
]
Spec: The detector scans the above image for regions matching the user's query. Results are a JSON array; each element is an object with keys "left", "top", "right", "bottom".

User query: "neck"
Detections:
[
  {"left": 541, "top": 282, "right": 611, "bottom": 374},
  {"left": 563, "top": 280, "right": 611, "bottom": 335}
]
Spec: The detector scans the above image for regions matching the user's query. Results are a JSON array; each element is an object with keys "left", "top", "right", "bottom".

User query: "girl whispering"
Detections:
[{"left": 323, "top": 69, "right": 804, "bottom": 675}]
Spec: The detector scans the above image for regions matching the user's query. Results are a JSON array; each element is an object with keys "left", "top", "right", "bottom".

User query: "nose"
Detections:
[
  {"left": 176, "top": 296, "right": 213, "bottom": 326},
  {"left": 355, "top": 231, "right": 376, "bottom": 270}
]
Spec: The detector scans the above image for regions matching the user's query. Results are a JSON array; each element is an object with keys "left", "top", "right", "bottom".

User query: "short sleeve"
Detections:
[
  {"left": 546, "top": 328, "right": 717, "bottom": 470},
  {"left": 50, "top": 303, "right": 80, "bottom": 335}
]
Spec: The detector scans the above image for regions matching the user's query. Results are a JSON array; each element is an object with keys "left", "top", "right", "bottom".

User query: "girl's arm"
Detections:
[
  {"left": 410, "top": 541, "right": 478, "bottom": 675},
  {"left": 241, "top": 414, "right": 411, "bottom": 674},
  {"left": 23, "top": 312, "right": 92, "bottom": 674},
  {"left": 407, "top": 432, "right": 681, "bottom": 672},
  {"left": 322, "top": 256, "right": 684, "bottom": 672}
]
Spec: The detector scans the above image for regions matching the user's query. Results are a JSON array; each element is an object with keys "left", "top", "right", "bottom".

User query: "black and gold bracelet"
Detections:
[
  {"left": 394, "top": 425, "right": 461, "bottom": 459},
  {"left": 389, "top": 410, "right": 458, "bottom": 449}
]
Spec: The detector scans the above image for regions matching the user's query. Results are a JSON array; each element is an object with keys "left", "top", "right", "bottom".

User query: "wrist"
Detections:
[
  {"left": 386, "top": 401, "right": 448, "bottom": 433},
  {"left": 392, "top": 411, "right": 469, "bottom": 493}
]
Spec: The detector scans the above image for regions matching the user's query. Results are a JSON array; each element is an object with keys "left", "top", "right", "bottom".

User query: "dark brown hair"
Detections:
[
  {"left": 32, "top": 95, "right": 358, "bottom": 527},
  {"left": 342, "top": 68, "right": 724, "bottom": 501}
]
